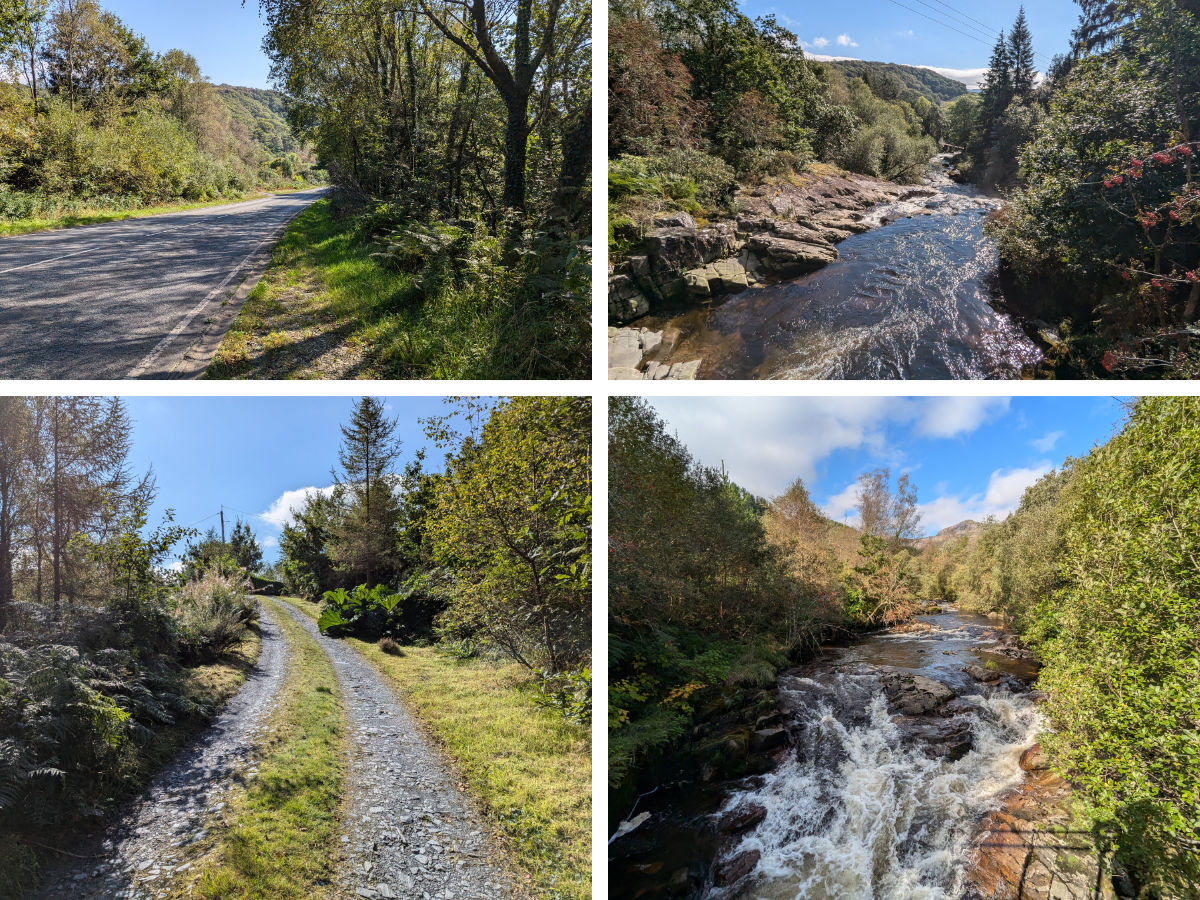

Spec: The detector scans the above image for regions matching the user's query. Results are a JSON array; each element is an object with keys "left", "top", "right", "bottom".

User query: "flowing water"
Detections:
[
  {"left": 610, "top": 608, "right": 1042, "bottom": 899},
  {"left": 642, "top": 158, "right": 1044, "bottom": 379}
]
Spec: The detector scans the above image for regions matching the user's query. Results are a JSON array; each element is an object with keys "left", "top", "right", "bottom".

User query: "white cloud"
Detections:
[
  {"left": 915, "top": 398, "right": 1010, "bottom": 439},
  {"left": 836, "top": 34, "right": 858, "bottom": 48},
  {"left": 164, "top": 559, "right": 184, "bottom": 573},
  {"left": 1031, "top": 430, "right": 1064, "bottom": 452},
  {"left": 918, "top": 463, "right": 1052, "bottom": 533},
  {"left": 898, "top": 29, "right": 915, "bottom": 38},
  {"left": 821, "top": 482, "right": 863, "bottom": 525},
  {"left": 806, "top": 36, "right": 831, "bottom": 49},
  {"left": 259, "top": 485, "right": 336, "bottom": 528},
  {"left": 919, "top": 65, "right": 989, "bottom": 91},
  {"left": 649, "top": 397, "right": 905, "bottom": 499},
  {"left": 806, "top": 52, "right": 858, "bottom": 62},
  {"left": 262, "top": 535, "right": 279, "bottom": 549}
]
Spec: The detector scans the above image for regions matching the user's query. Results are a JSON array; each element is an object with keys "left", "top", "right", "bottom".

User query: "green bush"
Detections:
[
  {"left": 173, "top": 573, "right": 258, "bottom": 664},
  {"left": 531, "top": 667, "right": 591, "bottom": 724},
  {"left": 317, "top": 584, "right": 403, "bottom": 640}
]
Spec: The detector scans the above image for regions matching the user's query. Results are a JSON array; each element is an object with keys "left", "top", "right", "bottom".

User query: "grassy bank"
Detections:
[
  {"left": 205, "top": 200, "right": 588, "bottom": 381},
  {"left": 0, "top": 189, "right": 320, "bottom": 237},
  {"left": 281, "top": 597, "right": 591, "bottom": 900},
  {"left": 176, "top": 597, "right": 344, "bottom": 900},
  {"left": 0, "top": 627, "right": 263, "bottom": 900}
]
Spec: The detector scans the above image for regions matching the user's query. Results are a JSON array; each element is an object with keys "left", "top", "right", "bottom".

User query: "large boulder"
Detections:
[
  {"left": 645, "top": 223, "right": 741, "bottom": 275},
  {"left": 653, "top": 210, "right": 697, "bottom": 229},
  {"left": 881, "top": 673, "right": 956, "bottom": 716},
  {"left": 1019, "top": 743, "right": 1049, "bottom": 772},
  {"left": 746, "top": 233, "right": 838, "bottom": 278}
]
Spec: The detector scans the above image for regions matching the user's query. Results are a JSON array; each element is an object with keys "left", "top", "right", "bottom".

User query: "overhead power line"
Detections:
[{"left": 884, "top": 0, "right": 1057, "bottom": 71}]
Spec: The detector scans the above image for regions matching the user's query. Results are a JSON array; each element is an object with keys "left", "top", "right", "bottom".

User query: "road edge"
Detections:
[{"left": 134, "top": 188, "right": 330, "bottom": 381}]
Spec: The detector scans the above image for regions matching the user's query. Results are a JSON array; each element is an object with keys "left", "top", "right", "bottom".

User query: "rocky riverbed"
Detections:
[
  {"left": 609, "top": 608, "right": 1123, "bottom": 900},
  {"left": 609, "top": 156, "right": 1043, "bottom": 379}
]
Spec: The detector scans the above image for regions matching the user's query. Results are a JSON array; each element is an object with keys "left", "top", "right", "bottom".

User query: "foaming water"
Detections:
[
  {"left": 643, "top": 157, "right": 1043, "bottom": 380},
  {"left": 714, "top": 609, "right": 1041, "bottom": 900}
]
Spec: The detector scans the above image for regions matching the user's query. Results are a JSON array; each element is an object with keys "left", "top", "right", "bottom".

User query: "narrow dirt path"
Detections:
[
  {"left": 273, "top": 600, "right": 516, "bottom": 900},
  {"left": 29, "top": 603, "right": 291, "bottom": 900}
]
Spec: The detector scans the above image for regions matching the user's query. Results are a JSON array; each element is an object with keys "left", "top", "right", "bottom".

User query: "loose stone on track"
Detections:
[
  {"left": 30, "top": 603, "right": 291, "bottom": 900},
  {"left": 273, "top": 601, "right": 516, "bottom": 900}
]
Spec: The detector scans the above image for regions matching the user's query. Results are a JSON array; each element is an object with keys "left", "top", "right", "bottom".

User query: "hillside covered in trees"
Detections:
[
  {"left": 0, "top": 0, "right": 323, "bottom": 225},
  {"left": 940, "top": 0, "right": 1200, "bottom": 377},
  {"left": 609, "top": 0, "right": 948, "bottom": 250},
  {"left": 825, "top": 59, "right": 969, "bottom": 105},
  {"left": 610, "top": 396, "right": 1199, "bottom": 897}
]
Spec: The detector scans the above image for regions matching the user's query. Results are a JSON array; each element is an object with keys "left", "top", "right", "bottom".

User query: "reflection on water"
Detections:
[{"left": 644, "top": 160, "right": 1043, "bottom": 380}]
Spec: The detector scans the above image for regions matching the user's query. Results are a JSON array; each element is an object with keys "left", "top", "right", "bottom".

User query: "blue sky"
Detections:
[
  {"left": 105, "top": 0, "right": 273, "bottom": 88},
  {"left": 123, "top": 397, "right": 470, "bottom": 567},
  {"left": 645, "top": 397, "right": 1130, "bottom": 535},
  {"left": 747, "top": 0, "right": 1081, "bottom": 88}
]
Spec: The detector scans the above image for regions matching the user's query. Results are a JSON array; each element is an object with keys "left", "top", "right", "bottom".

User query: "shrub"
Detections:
[
  {"left": 317, "top": 584, "right": 403, "bottom": 640},
  {"left": 378, "top": 637, "right": 403, "bottom": 656},
  {"left": 531, "top": 668, "right": 591, "bottom": 724},
  {"left": 173, "top": 573, "right": 258, "bottom": 664}
]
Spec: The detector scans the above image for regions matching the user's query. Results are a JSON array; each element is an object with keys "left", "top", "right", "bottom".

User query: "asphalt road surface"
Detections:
[{"left": 0, "top": 187, "right": 327, "bottom": 379}]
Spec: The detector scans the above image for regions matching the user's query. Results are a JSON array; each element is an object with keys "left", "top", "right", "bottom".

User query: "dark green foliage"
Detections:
[
  {"left": 825, "top": 60, "right": 968, "bottom": 104},
  {"left": 1038, "top": 398, "right": 1200, "bottom": 894},
  {"left": 924, "top": 397, "right": 1200, "bottom": 892},
  {"left": 530, "top": 667, "right": 591, "bottom": 725},
  {"left": 608, "top": 398, "right": 839, "bottom": 792},
  {"left": 215, "top": 85, "right": 305, "bottom": 156},
  {"left": 317, "top": 584, "right": 403, "bottom": 640}
]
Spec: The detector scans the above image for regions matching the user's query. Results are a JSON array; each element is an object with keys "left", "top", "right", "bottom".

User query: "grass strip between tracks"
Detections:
[
  {"left": 174, "top": 596, "right": 345, "bottom": 900},
  {"left": 280, "top": 596, "right": 591, "bottom": 900}
]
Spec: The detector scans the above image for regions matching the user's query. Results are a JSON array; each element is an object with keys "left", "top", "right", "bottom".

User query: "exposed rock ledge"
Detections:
[
  {"left": 963, "top": 752, "right": 1123, "bottom": 900},
  {"left": 608, "top": 326, "right": 701, "bottom": 380},
  {"left": 608, "top": 170, "right": 921, "bottom": 325}
]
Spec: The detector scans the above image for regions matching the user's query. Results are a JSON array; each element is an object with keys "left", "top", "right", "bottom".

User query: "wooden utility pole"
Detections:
[{"left": 220, "top": 507, "right": 225, "bottom": 544}]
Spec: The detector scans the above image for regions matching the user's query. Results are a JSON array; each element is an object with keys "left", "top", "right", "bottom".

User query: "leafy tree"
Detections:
[
  {"left": 278, "top": 489, "right": 341, "bottom": 601},
  {"left": 424, "top": 396, "right": 590, "bottom": 673},
  {"left": 856, "top": 467, "right": 920, "bottom": 546},
  {"left": 1038, "top": 397, "right": 1200, "bottom": 893},
  {"left": 844, "top": 533, "right": 920, "bottom": 626}
]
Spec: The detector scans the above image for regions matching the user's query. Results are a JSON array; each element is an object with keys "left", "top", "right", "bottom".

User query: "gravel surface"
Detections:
[
  {"left": 0, "top": 188, "right": 326, "bottom": 379},
  {"left": 29, "top": 603, "right": 290, "bottom": 900},
  {"left": 273, "top": 600, "right": 517, "bottom": 900}
]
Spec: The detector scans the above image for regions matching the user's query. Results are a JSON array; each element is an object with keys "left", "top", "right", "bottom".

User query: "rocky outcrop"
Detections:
[
  {"left": 717, "top": 803, "right": 767, "bottom": 835},
  {"left": 608, "top": 168, "right": 910, "bottom": 325},
  {"left": 608, "top": 326, "right": 701, "bottom": 380},
  {"left": 964, "top": 771, "right": 1120, "bottom": 900},
  {"left": 714, "top": 849, "right": 760, "bottom": 887}
]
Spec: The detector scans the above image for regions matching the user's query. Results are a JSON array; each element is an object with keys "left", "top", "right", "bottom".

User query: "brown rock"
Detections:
[
  {"left": 1019, "top": 743, "right": 1049, "bottom": 772},
  {"left": 714, "top": 849, "right": 760, "bottom": 887},
  {"left": 717, "top": 803, "right": 767, "bottom": 834},
  {"left": 750, "top": 727, "right": 789, "bottom": 752}
]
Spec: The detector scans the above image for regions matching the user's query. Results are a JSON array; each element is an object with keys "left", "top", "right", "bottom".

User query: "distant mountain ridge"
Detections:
[
  {"left": 821, "top": 59, "right": 970, "bottom": 104},
  {"left": 215, "top": 85, "right": 306, "bottom": 157},
  {"left": 915, "top": 520, "right": 985, "bottom": 549}
]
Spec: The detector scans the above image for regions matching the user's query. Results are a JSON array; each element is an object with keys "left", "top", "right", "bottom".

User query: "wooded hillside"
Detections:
[{"left": 824, "top": 59, "right": 969, "bottom": 104}]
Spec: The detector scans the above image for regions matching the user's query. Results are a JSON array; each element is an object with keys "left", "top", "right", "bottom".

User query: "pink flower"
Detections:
[
  {"left": 1103, "top": 178, "right": 1114, "bottom": 189},
  {"left": 1114, "top": 175, "right": 1124, "bottom": 185},
  {"left": 1101, "top": 350, "right": 1118, "bottom": 372},
  {"left": 1178, "top": 144, "right": 1195, "bottom": 157},
  {"left": 1170, "top": 210, "right": 1181, "bottom": 222},
  {"left": 1140, "top": 213, "right": 1159, "bottom": 227},
  {"left": 1152, "top": 151, "right": 1172, "bottom": 164},
  {"left": 1187, "top": 270, "right": 1200, "bottom": 283},
  {"left": 1119, "top": 269, "right": 1132, "bottom": 282}
]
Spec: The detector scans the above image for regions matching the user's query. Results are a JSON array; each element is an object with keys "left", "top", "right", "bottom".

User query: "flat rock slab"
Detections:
[
  {"left": 31, "top": 603, "right": 291, "bottom": 900},
  {"left": 273, "top": 602, "right": 515, "bottom": 900}
]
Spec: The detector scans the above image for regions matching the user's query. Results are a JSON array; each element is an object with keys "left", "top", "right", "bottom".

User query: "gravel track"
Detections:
[
  {"left": 28, "top": 603, "right": 290, "bottom": 900},
  {"left": 273, "top": 600, "right": 517, "bottom": 900}
]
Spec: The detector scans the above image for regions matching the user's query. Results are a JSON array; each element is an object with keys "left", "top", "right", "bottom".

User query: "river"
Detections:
[
  {"left": 610, "top": 607, "right": 1042, "bottom": 899},
  {"left": 640, "top": 158, "right": 1045, "bottom": 379}
]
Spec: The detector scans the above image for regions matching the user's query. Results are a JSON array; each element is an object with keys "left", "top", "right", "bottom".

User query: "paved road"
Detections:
[{"left": 0, "top": 187, "right": 327, "bottom": 379}]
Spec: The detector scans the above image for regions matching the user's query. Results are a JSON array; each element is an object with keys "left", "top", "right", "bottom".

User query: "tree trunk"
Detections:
[{"left": 502, "top": 92, "right": 531, "bottom": 211}]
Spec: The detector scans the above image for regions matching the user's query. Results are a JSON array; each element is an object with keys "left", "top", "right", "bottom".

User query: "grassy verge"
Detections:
[
  {"left": 204, "top": 199, "right": 588, "bottom": 380},
  {"left": 0, "top": 627, "right": 264, "bottom": 900},
  {"left": 0, "top": 190, "right": 321, "bottom": 237},
  {"left": 174, "top": 597, "right": 344, "bottom": 900},
  {"left": 280, "top": 597, "right": 591, "bottom": 900}
]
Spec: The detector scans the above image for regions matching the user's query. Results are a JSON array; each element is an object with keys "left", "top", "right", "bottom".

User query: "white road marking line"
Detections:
[
  {"left": 127, "top": 224, "right": 286, "bottom": 378},
  {"left": 0, "top": 246, "right": 98, "bottom": 275}
]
